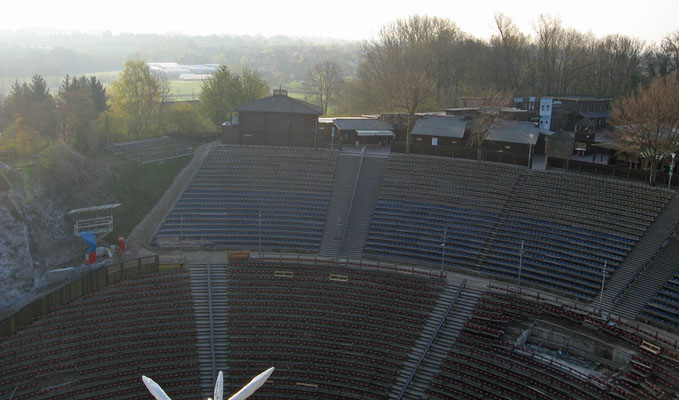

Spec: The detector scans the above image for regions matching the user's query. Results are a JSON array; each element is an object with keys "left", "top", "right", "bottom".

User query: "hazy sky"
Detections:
[{"left": 4, "top": 0, "right": 678, "bottom": 44}]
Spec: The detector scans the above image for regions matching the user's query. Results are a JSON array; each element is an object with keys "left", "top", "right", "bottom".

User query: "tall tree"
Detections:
[
  {"left": 611, "top": 74, "right": 679, "bottom": 183},
  {"left": 490, "top": 13, "right": 529, "bottom": 93},
  {"left": 111, "top": 60, "right": 160, "bottom": 139},
  {"left": 305, "top": 61, "right": 343, "bottom": 114},
  {"left": 56, "top": 75, "right": 107, "bottom": 149},
  {"left": 358, "top": 15, "right": 448, "bottom": 153},
  {"left": 200, "top": 65, "right": 241, "bottom": 131},
  {"left": 240, "top": 67, "right": 269, "bottom": 104}
]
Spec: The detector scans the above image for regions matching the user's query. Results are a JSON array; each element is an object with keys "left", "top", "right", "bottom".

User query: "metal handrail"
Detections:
[
  {"left": 340, "top": 146, "right": 366, "bottom": 249},
  {"left": 206, "top": 260, "right": 217, "bottom": 385},
  {"left": 612, "top": 220, "right": 679, "bottom": 304},
  {"left": 397, "top": 279, "right": 467, "bottom": 399}
]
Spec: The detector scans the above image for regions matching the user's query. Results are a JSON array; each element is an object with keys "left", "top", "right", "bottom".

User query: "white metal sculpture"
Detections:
[{"left": 142, "top": 368, "right": 274, "bottom": 400}]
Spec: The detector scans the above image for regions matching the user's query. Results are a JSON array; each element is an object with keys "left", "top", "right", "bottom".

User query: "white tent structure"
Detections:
[{"left": 143, "top": 368, "right": 274, "bottom": 400}]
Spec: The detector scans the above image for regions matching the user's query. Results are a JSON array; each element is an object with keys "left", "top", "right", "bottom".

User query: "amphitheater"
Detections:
[{"left": 2, "top": 143, "right": 679, "bottom": 400}]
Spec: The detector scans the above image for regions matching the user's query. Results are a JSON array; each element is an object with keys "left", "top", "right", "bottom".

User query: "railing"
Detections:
[
  {"left": 397, "top": 279, "right": 467, "bottom": 399},
  {"left": 487, "top": 281, "right": 679, "bottom": 351},
  {"left": 340, "top": 145, "right": 366, "bottom": 249},
  {"left": 391, "top": 143, "right": 530, "bottom": 167},
  {"left": 548, "top": 157, "right": 679, "bottom": 188},
  {"left": 612, "top": 220, "right": 679, "bottom": 304},
  {"left": 206, "top": 260, "right": 217, "bottom": 386},
  {"left": 0, "top": 255, "right": 159, "bottom": 339},
  {"left": 249, "top": 252, "right": 447, "bottom": 279}
]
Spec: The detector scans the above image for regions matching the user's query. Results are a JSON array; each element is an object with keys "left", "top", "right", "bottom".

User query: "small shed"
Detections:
[
  {"left": 484, "top": 120, "right": 543, "bottom": 154},
  {"left": 333, "top": 118, "right": 394, "bottom": 146},
  {"left": 411, "top": 116, "right": 467, "bottom": 148},
  {"left": 545, "top": 130, "right": 575, "bottom": 159}
]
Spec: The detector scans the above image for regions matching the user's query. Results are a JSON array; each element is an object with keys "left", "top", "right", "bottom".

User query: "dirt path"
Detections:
[{"left": 126, "top": 141, "right": 216, "bottom": 251}]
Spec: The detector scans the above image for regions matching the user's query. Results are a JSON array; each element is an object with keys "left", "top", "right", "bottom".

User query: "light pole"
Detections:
[
  {"left": 518, "top": 240, "right": 524, "bottom": 292},
  {"left": 599, "top": 260, "right": 607, "bottom": 314},
  {"left": 528, "top": 134, "right": 535, "bottom": 169},
  {"left": 441, "top": 228, "right": 447, "bottom": 273},
  {"left": 336, "top": 217, "right": 341, "bottom": 240},
  {"left": 258, "top": 211, "right": 263, "bottom": 253},
  {"left": 669, "top": 153, "right": 676, "bottom": 190}
]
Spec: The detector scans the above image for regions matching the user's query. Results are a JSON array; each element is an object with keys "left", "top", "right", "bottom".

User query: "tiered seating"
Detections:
[
  {"left": 364, "top": 154, "right": 522, "bottom": 269},
  {"left": 110, "top": 136, "right": 194, "bottom": 163},
  {"left": 482, "top": 170, "right": 670, "bottom": 299},
  {"left": 641, "top": 271, "right": 679, "bottom": 329},
  {"left": 226, "top": 262, "right": 445, "bottom": 399},
  {"left": 428, "top": 291, "right": 679, "bottom": 400},
  {"left": 0, "top": 271, "right": 200, "bottom": 400},
  {"left": 154, "top": 145, "right": 337, "bottom": 252},
  {"left": 363, "top": 154, "right": 671, "bottom": 299}
]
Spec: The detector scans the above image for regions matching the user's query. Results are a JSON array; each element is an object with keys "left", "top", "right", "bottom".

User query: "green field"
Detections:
[{"left": 1, "top": 70, "right": 313, "bottom": 105}]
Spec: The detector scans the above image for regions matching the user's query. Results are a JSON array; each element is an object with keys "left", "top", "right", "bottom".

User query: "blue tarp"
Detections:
[{"left": 79, "top": 231, "right": 97, "bottom": 253}]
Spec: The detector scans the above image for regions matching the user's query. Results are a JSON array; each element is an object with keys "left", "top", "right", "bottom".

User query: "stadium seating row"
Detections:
[{"left": 365, "top": 153, "right": 671, "bottom": 299}]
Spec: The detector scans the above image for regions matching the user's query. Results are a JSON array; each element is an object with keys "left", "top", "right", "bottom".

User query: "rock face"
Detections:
[
  {"left": 0, "top": 188, "right": 83, "bottom": 307},
  {"left": 0, "top": 191, "right": 35, "bottom": 306}
]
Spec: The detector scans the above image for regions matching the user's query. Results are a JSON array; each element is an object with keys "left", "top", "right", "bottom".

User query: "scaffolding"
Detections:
[{"left": 67, "top": 203, "right": 121, "bottom": 240}]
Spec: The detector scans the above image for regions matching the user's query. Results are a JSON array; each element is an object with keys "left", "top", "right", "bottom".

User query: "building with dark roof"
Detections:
[
  {"left": 333, "top": 117, "right": 394, "bottom": 146},
  {"left": 222, "top": 90, "right": 322, "bottom": 147},
  {"left": 411, "top": 116, "right": 467, "bottom": 148}
]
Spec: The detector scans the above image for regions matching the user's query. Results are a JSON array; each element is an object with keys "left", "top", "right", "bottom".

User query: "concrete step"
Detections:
[
  {"left": 389, "top": 281, "right": 481, "bottom": 399},
  {"left": 340, "top": 156, "right": 388, "bottom": 258},
  {"left": 189, "top": 262, "right": 229, "bottom": 397}
]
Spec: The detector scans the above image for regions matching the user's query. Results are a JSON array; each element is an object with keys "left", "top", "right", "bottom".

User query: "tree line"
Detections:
[{"left": 347, "top": 14, "right": 679, "bottom": 115}]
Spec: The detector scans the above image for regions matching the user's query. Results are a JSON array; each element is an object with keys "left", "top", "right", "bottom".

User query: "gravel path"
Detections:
[{"left": 126, "top": 141, "right": 216, "bottom": 251}]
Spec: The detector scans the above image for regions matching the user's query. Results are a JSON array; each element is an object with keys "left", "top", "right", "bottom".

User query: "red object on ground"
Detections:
[
  {"left": 118, "top": 237, "right": 125, "bottom": 253},
  {"left": 88, "top": 252, "right": 96, "bottom": 264}
]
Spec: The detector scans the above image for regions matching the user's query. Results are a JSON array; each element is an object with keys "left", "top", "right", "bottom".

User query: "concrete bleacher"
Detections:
[
  {"left": 0, "top": 271, "right": 201, "bottom": 400},
  {"left": 641, "top": 269, "right": 679, "bottom": 330},
  {"left": 109, "top": 136, "right": 195, "bottom": 164},
  {"left": 225, "top": 261, "right": 445, "bottom": 399},
  {"left": 153, "top": 145, "right": 337, "bottom": 252},
  {"left": 427, "top": 291, "right": 679, "bottom": 400},
  {"left": 364, "top": 153, "right": 672, "bottom": 300}
]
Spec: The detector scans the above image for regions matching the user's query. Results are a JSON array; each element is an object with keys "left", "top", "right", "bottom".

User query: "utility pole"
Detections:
[
  {"left": 441, "top": 228, "right": 447, "bottom": 273},
  {"left": 518, "top": 240, "right": 524, "bottom": 292},
  {"left": 180, "top": 213, "right": 184, "bottom": 264},
  {"left": 599, "top": 260, "right": 607, "bottom": 314},
  {"left": 258, "top": 211, "right": 263, "bottom": 253},
  {"left": 669, "top": 153, "right": 676, "bottom": 190}
]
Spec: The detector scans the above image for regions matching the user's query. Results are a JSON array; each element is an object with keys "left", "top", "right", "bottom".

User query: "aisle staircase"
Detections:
[
  {"left": 319, "top": 154, "right": 362, "bottom": 257},
  {"left": 189, "top": 262, "right": 229, "bottom": 397},
  {"left": 599, "top": 195, "right": 679, "bottom": 317},
  {"left": 340, "top": 156, "right": 388, "bottom": 258},
  {"left": 390, "top": 280, "right": 481, "bottom": 399}
]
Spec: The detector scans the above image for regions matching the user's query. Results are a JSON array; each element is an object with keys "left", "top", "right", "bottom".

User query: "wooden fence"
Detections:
[
  {"left": 548, "top": 158, "right": 679, "bottom": 187},
  {"left": 0, "top": 255, "right": 159, "bottom": 339},
  {"left": 391, "top": 143, "right": 530, "bottom": 167}
]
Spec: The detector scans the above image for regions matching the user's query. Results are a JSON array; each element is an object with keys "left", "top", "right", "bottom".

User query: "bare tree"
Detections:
[
  {"left": 611, "top": 74, "right": 679, "bottom": 183},
  {"left": 358, "top": 15, "right": 450, "bottom": 153},
  {"left": 306, "top": 61, "right": 342, "bottom": 114},
  {"left": 491, "top": 13, "right": 529, "bottom": 93},
  {"left": 467, "top": 91, "right": 511, "bottom": 160}
]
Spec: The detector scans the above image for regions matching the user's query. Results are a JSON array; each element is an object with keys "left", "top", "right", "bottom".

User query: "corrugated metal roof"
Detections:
[
  {"left": 411, "top": 116, "right": 467, "bottom": 138},
  {"left": 334, "top": 118, "right": 393, "bottom": 131},
  {"left": 235, "top": 94, "right": 322, "bottom": 115},
  {"left": 487, "top": 121, "right": 541, "bottom": 144}
]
